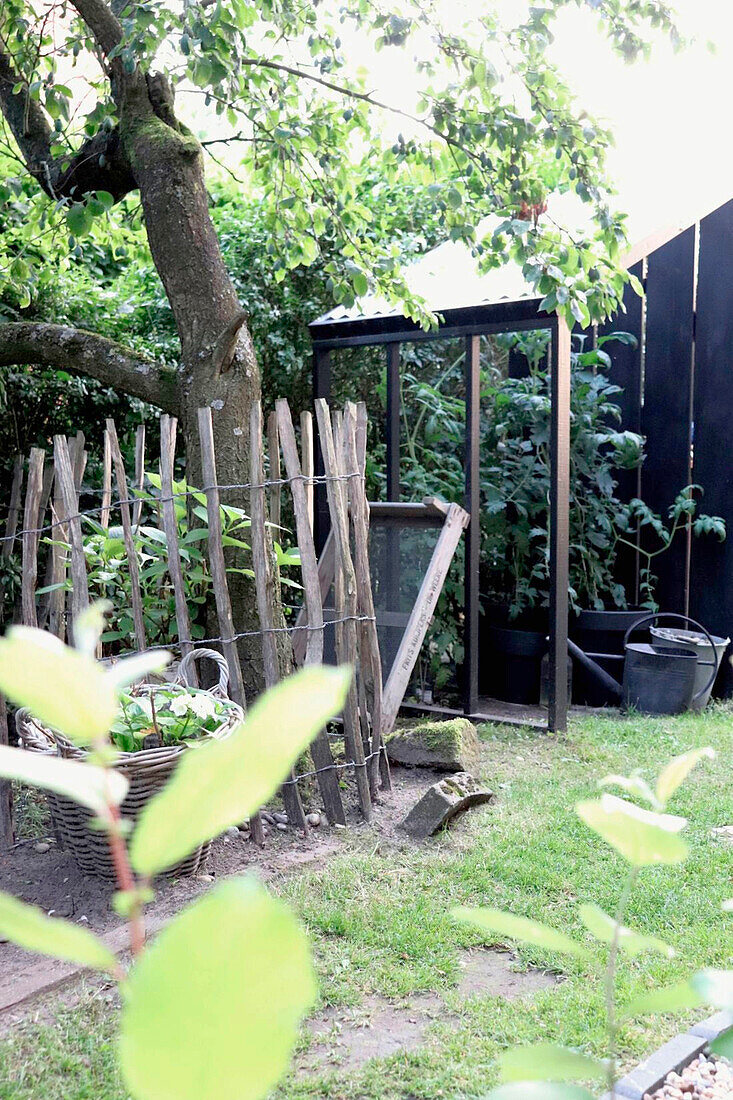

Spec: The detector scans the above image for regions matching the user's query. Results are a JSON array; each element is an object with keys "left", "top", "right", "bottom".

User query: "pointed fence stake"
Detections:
[
  {"left": 159, "top": 414, "right": 197, "bottom": 684},
  {"left": 277, "top": 398, "right": 347, "bottom": 826},
  {"left": 106, "top": 419, "right": 146, "bottom": 652},
  {"left": 250, "top": 401, "right": 308, "bottom": 832},
  {"left": 315, "top": 398, "right": 372, "bottom": 821}
]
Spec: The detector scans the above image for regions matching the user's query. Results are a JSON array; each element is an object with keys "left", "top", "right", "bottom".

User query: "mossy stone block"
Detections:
[{"left": 386, "top": 717, "right": 480, "bottom": 772}]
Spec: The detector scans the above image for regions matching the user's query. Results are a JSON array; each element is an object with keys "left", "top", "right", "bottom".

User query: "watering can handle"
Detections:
[{"left": 623, "top": 613, "right": 720, "bottom": 704}]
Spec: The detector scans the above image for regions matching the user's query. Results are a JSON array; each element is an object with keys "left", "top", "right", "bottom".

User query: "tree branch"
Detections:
[
  {"left": 0, "top": 323, "right": 179, "bottom": 413},
  {"left": 70, "top": 0, "right": 124, "bottom": 61},
  {"left": 0, "top": 37, "right": 136, "bottom": 201}
]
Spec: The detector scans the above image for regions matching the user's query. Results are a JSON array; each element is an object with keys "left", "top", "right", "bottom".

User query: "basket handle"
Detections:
[
  {"left": 176, "top": 648, "right": 231, "bottom": 697},
  {"left": 15, "top": 708, "right": 58, "bottom": 755}
]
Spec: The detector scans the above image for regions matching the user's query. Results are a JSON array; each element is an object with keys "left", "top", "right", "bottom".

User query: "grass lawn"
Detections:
[{"left": 1, "top": 706, "right": 732, "bottom": 1099}]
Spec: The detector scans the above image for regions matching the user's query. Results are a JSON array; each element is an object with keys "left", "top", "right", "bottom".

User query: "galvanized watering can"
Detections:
[{"left": 567, "top": 613, "right": 720, "bottom": 716}]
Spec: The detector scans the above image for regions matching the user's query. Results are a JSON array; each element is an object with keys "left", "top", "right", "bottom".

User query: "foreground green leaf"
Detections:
[
  {"left": 0, "top": 744, "right": 127, "bottom": 813},
  {"left": 598, "top": 772, "right": 659, "bottom": 809},
  {"left": 623, "top": 979, "right": 704, "bottom": 1017},
  {"left": 578, "top": 903, "right": 674, "bottom": 957},
  {"left": 73, "top": 601, "right": 112, "bottom": 658},
  {"left": 119, "top": 878, "right": 316, "bottom": 1100},
  {"left": 710, "top": 1026, "right": 733, "bottom": 1058},
  {"left": 0, "top": 626, "right": 117, "bottom": 744},
  {"left": 500, "top": 1042, "right": 605, "bottom": 1082},
  {"left": 691, "top": 969, "right": 733, "bottom": 1009},
  {"left": 452, "top": 907, "right": 589, "bottom": 960},
  {"left": 105, "top": 651, "right": 173, "bottom": 691},
  {"left": 655, "top": 748, "right": 715, "bottom": 807},
  {"left": 485, "top": 1084, "right": 595, "bottom": 1100},
  {"left": 130, "top": 666, "right": 351, "bottom": 876},
  {"left": 576, "top": 794, "right": 688, "bottom": 866},
  {"left": 0, "top": 892, "right": 119, "bottom": 974}
]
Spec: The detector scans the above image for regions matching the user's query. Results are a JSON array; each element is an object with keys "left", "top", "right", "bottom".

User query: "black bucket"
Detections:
[
  {"left": 483, "top": 625, "right": 547, "bottom": 704},
  {"left": 622, "top": 644, "right": 698, "bottom": 716}
]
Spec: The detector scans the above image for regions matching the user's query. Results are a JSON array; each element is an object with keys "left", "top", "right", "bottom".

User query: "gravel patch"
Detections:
[{"left": 646, "top": 1052, "right": 733, "bottom": 1100}]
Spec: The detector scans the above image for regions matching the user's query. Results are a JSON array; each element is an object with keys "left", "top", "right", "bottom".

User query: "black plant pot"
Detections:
[
  {"left": 479, "top": 601, "right": 548, "bottom": 705},
  {"left": 571, "top": 608, "right": 647, "bottom": 706}
]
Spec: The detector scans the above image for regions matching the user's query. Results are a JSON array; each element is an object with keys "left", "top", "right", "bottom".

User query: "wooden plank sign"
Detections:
[{"left": 381, "top": 502, "right": 470, "bottom": 736}]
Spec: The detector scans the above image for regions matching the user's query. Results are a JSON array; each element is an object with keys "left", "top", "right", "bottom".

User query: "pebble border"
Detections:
[{"left": 601, "top": 1014, "right": 733, "bottom": 1100}]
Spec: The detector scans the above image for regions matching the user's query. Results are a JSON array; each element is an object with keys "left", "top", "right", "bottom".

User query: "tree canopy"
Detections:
[{"left": 1, "top": 0, "right": 677, "bottom": 342}]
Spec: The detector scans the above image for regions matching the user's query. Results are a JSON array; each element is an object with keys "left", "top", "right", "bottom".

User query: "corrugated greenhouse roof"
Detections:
[
  {"left": 313, "top": 233, "right": 539, "bottom": 328},
  {"left": 309, "top": 198, "right": 720, "bottom": 336}
]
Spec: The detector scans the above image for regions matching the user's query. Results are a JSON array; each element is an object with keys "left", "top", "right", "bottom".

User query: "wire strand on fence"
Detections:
[
  {"left": 282, "top": 745, "right": 387, "bottom": 786},
  {"left": 0, "top": 472, "right": 365, "bottom": 544}
]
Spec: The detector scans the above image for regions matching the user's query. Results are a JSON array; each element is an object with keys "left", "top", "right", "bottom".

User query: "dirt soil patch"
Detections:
[
  {"left": 0, "top": 763, "right": 484, "bottom": 1013},
  {"left": 300, "top": 948, "right": 559, "bottom": 1072}
]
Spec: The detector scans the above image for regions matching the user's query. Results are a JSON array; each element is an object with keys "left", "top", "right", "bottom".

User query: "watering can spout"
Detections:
[{"left": 566, "top": 638, "right": 623, "bottom": 700}]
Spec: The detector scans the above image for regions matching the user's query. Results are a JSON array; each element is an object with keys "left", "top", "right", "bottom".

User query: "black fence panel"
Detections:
[
  {"left": 689, "top": 198, "right": 733, "bottom": 688},
  {"left": 596, "top": 262, "right": 645, "bottom": 601},
  {"left": 638, "top": 227, "right": 696, "bottom": 614},
  {"left": 602, "top": 261, "right": 644, "bottom": 441}
]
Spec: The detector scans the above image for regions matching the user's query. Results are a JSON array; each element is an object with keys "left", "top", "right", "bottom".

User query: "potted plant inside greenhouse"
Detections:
[{"left": 478, "top": 332, "right": 647, "bottom": 705}]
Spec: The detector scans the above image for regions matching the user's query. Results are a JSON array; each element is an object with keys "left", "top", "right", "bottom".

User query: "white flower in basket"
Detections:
[{"left": 170, "top": 692, "right": 218, "bottom": 721}]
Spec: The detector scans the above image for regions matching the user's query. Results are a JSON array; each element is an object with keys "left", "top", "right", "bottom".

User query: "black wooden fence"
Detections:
[{"left": 599, "top": 199, "right": 733, "bottom": 691}]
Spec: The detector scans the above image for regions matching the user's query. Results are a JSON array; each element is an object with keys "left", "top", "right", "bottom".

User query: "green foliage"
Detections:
[
  {"left": 499, "top": 1043, "right": 605, "bottom": 1083},
  {"left": 478, "top": 1086, "right": 595, "bottom": 1100},
  {"left": 33, "top": 469, "right": 302, "bottom": 653},
  {"left": 620, "top": 487, "right": 726, "bottom": 610},
  {"left": 577, "top": 904, "right": 673, "bottom": 958},
  {"left": 454, "top": 748, "right": 714, "bottom": 1098},
  {"left": 575, "top": 794, "right": 689, "bottom": 868},
  {"left": 0, "top": 607, "right": 350, "bottom": 1100},
  {"left": 119, "top": 878, "right": 316, "bottom": 1100},
  {"left": 0, "top": 625, "right": 119, "bottom": 744},
  {"left": 623, "top": 979, "right": 705, "bottom": 1018},
  {"left": 0, "top": 893, "right": 120, "bottom": 975},
  {"left": 452, "top": 908, "right": 590, "bottom": 961},
  {"left": 1, "top": 0, "right": 681, "bottom": 333},
  {"left": 110, "top": 686, "right": 235, "bottom": 752},
  {"left": 0, "top": 740, "right": 128, "bottom": 814},
  {"left": 130, "top": 665, "right": 350, "bottom": 877}
]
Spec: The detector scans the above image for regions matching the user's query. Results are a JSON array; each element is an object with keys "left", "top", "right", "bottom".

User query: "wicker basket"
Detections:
[{"left": 17, "top": 649, "right": 243, "bottom": 880}]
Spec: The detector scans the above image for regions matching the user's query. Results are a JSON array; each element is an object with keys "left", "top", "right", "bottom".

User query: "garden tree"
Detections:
[{"left": 0, "top": 0, "right": 677, "bottom": 656}]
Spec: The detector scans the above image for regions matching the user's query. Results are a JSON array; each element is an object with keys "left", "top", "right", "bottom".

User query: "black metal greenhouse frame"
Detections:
[{"left": 309, "top": 302, "right": 572, "bottom": 734}]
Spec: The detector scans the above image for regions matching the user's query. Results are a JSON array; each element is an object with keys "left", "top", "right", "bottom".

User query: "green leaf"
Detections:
[
  {"left": 575, "top": 794, "right": 688, "bottom": 867},
  {"left": 451, "top": 907, "right": 589, "bottom": 960},
  {"left": 710, "top": 1025, "right": 733, "bottom": 1058},
  {"left": 485, "top": 1085, "right": 595, "bottom": 1100},
  {"left": 500, "top": 1042, "right": 605, "bottom": 1083},
  {"left": 0, "top": 892, "right": 119, "bottom": 973},
  {"left": 105, "top": 651, "right": 173, "bottom": 691},
  {"left": 622, "top": 979, "right": 704, "bottom": 1017},
  {"left": 73, "top": 600, "right": 112, "bottom": 657},
  {"left": 578, "top": 904, "right": 674, "bottom": 957},
  {"left": 655, "top": 748, "right": 715, "bottom": 807},
  {"left": 352, "top": 271, "right": 368, "bottom": 297},
  {"left": 119, "top": 878, "right": 316, "bottom": 1100},
  {"left": 0, "top": 744, "right": 127, "bottom": 813},
  {"left": 66, "top": 202, "right": 94, "bottom": 238},
  {"left": 691, "top": 969, "right": 733, "bottom": 1009},
  {"left": 0, "top": 626, "right": 118, "bottom": 744},
  {"left": 598, "top": 773, "right": 659, "bottom": 810},
  {"left": 130, "top": 666, "right": 351, "bottom": 876}
]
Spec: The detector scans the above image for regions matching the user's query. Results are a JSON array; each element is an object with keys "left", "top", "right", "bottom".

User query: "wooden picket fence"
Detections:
[{"left": 0, "top": 398, "right": 391, "bottom": 849}]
